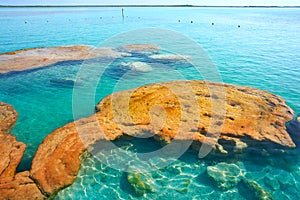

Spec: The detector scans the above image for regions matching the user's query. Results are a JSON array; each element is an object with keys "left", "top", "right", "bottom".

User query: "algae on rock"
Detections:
[
  {"left": 127, "top": 172, "right": 156, "bottom": 196},
  {"left": 242, "top": 179, "right": 274, "bottom": 200}
]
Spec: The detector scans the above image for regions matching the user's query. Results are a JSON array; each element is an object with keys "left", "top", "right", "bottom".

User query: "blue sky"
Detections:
[{"left": 0, "top": 0, "right": 299, "bottom": 6}]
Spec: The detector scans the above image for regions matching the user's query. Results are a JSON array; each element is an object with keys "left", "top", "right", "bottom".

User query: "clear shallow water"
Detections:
[{"left": 0, "top": 7, "right": 300, "bottom": 199}]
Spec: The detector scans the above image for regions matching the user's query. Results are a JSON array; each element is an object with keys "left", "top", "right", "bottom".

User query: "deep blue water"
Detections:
[{"left": 0, "top": 7, "right": 300, "bottom": 199}]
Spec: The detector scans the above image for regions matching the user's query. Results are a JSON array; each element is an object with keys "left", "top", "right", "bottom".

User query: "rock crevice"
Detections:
[{"left": 0, "top": 102, "right": 46, "bottom": 200}]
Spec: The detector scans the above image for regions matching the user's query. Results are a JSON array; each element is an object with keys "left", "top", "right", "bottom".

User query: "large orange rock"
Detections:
[
  {"left": 30, "top": 123, "right": 85, "bottom": 195},
  {"left": 0, "top": 134, "right": 26, "bottom": 179},
  {"left": 30, "top": 116, "right": 112, "bottom": 195},
  {"left": 95, "top": 80, "right": 295, "bottom": 149},
  {"left": 0, "top": 102, "right": 18, "bottom": 133},
  {"left": 0, "top": 103, "right": 45, "bottom": 200},
  {"left": 0, "top": 171, "right": 45, "bottom": 200},
  {"left": 0, "top": 102, "right": 25, "bottom": 179},
  {"left": 30, "top": 80, "right": 296, "bottom": 197}
]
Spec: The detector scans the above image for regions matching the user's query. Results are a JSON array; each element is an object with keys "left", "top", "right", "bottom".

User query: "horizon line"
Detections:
[{"left": 1, "top": 5, "right": 300, "bottom": 8}]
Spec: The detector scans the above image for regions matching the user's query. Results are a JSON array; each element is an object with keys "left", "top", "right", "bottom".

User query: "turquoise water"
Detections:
[{"left": 0, "top": 7, "right": 300, "bottom": 199}]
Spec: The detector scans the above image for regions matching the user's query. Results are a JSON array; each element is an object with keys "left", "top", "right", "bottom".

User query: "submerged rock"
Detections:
[
  {"left": 242, "top": 179, "right": 274, "bottom": 200},
  {"left": 120, "top": 44, "right": 160, "bottom": 54},
  {"left": 120, "top": 61, "right": 153, "bottom": 72},
  {"left": 50, "top": 78, "right": 78, "bottom": 88},
  {"left": 0, "top": 46, "right": 129, "bottom": 74},
  {"left": 127, "top": 169, "right": 156, "bottom": 197},
  {"left": 149, "top": 54, "right": 190, "bottom": 61},
  {"left": 207, "top": 162, "right": 243, "bottom": 190},
  {"left": 127, "top": 172, "right": 156, "bottom": 196},
  {"left": 171, "top": 177, "right": 192, "bottom": 194},
  {"left": 264, "top": 175, "right": 280, "bottom": 191}
]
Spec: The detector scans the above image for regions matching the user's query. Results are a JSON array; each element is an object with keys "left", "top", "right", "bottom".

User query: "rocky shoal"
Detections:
[
  {"left": 30, "top": 80, "right": 297, "bottom": 196},
  {"left": 0, "top": 80, "right": 298, "bottom": 199},
  {"left": 0, "top": 44, "right": 163, "bottom": 74},
  {"left": 0, "top": 103, "right": 45, "bottom": 200}
]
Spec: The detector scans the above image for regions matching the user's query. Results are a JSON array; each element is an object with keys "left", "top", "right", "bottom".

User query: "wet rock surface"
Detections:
[
  {"left": 0, "top": 103, "right": 45, "bottom": 200},
  {"left": 0, "top": 46, "right": 130, "bottom": 74},
  {"left": 0, "top": 102, "right": 18, "bottom": 133},
  {"left": 30, "top": 80, "right": 296, "bottom": 197}
]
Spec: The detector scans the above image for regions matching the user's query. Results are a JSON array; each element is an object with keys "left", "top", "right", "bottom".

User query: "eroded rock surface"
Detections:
[
  {"left": 0, "top": 102, "right": 18, "bottom": 133},
  {"left": 95, "top": 80, "right": 295, "bottom": 149},
  {"left": 30, "top": 123, "right": 86, "bottom": 195},
  {"left": 0, "top": 46, "right": 130, "bottom": 74},
  {"left": 0, "top": 103, "right": 45, "bottom": 200},
  {"left": 0, "top": 134, "right": 26, "bottom": 179},
  {"left": 0, "top": 171, "right": 45, "bottom": 200},
  {"left": 0, "top": 102, "right": 25, "bottom": 179},
  {"left": 30, "top": 80, "right": 296, "bottom": 196}
]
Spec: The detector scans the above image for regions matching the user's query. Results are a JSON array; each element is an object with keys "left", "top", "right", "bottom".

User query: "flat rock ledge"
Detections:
[
  {"left": 0, "top": 44, "right": 161, "bottom": 74},
  {"left": 0, "top": 103, "right": 45, "bottom": 200},
  {"left": 0, "top": 80, "right": 297, "bottom": 199},
  {"left": 30, "top": 80, "right": 296, "bottom": 197}
]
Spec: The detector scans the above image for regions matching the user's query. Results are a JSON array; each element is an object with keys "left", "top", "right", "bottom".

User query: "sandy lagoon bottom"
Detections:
[{"left": 55, "top": 136, "right": 300, "bottom": 200}]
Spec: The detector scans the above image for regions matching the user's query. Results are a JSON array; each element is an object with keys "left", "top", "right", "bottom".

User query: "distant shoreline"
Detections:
[{"left": 0, "top": 5, "right": 300, "bottom": 8}]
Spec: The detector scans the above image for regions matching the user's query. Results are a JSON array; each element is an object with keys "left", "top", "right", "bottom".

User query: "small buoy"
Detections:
[
  {"left": 238, "top": 25, "right": 241, "bottom": 28},
  {"left": 212, "top": 22, "right": 214, "bottom": 25},
  {"left": 178, "top": 19, "right": 181, "bottom": 22},
  {"left": 46, "top": 20, "right": 49, "bottom": 23},
  {"left": 24, "top": 21, "right": 27, "bottom": 24},
  {"left": 191, "top": 20, "right": 193, "bottom": 23}
]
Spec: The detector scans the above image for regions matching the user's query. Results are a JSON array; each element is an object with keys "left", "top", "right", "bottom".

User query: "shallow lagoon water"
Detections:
[{"left": 0, "top": 7, "right": 300, "bottom": 199}]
